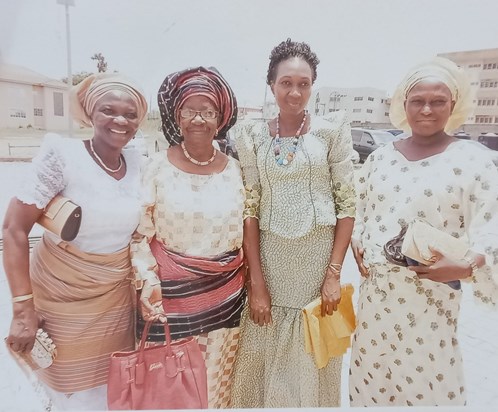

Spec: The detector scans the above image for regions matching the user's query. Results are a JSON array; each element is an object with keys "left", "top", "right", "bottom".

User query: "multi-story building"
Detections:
[
  {"left": 309, "top": 87, "right": 391, "bottom": 126},
  {"left": 0, "top": 63, "right": 70, "bottom": 130},
  {"left": 438, "top": 48, "right": 498, "bottom": 127}
]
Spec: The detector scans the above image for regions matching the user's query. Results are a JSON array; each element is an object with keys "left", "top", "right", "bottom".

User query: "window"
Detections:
[
  {"left": 475, "top": 115, "right": 493, "bottom": 123},
  {"left": 351, "top": 129, "right": 362, "bottom": 143},
  {"left": 368, "top": 97, "right": 374, "bottom": 101},
  {"left": 483, "top": 63, "right": 498, "bottom": 70},
  {"left": 477, "top": 99, "right": 496, "bottom": 106},
  {"left": 9, "top": 109, "right": 26, "bottom": 118},
  {"left": 471, "top": 82, "right": 479, "bottom": 86},
  {"left": 385, "top": 112, "right": 389, "bottom": 117},
  {"left": 366, "top": 109, "right": 373, "bottom": 114},
  {"left": 469, "top": 63, "right": 481, "bottom": 68},
  {"left": 352, "top": 108, "right": 361, "bottom": 113},
  {"left": 480, "top": 80, "right": 498, "bottom": 88},
  {"left": 34, "top": 108, "right": 43, "bottom": 116},
  {"left": 354, "top": 97, "right": 363, "bottom": 101},
  {"left": 53, "top": 92, "right": 64, "bottom": 116}
]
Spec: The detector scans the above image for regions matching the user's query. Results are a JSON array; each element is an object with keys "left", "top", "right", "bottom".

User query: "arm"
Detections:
[
  {"left": 234, "top": 123, "right": 272, "bottom": 326},
  {"left": 351, "top": 156, "right": 373, "bottom": 278},
  {"left": 130, "top": 156, "right": 166, "bottom": 322},
  {"left": 3, "top": 200, "right": 44, "bottom": 353},
  {"left": 4, "top": 135, "right": 65, "bottom": 352},
  {"left": 321, "top": 113, "right": 356, "bottom": 315}
]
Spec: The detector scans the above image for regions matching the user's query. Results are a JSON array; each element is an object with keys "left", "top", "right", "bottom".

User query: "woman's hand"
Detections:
[
  {"left": 6, "top": 301, "right": 42, "bottom": 353},
  {"left": 139, "top": 280, "right": 167, "bottom": 323},
  {"left": 321, "top": 270, "right": 341, "bottom": 316},
  {"left": 408, "top": 247, "right": 472, "bottom": 283},
  {"left": 351, "top": 238, "right": 369, "bottom": 277},
  {"left": 247, "top": 280, "right": 272, "bottom": 327}
]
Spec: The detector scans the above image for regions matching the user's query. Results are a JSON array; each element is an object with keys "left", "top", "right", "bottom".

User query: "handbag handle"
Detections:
[{"left": 137, "top": 320, "right": 174, "bottom": 363}]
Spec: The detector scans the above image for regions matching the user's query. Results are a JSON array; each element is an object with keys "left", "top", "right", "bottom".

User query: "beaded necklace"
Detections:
[
  {"left": 181, "top": 141, "right": 216, "bottom": 166},
  {"left": 273, "top": 111, "right": 307, "bottom": 165},
  {"left": 89, "top": 139, "right": 123, "bottom": 173}
]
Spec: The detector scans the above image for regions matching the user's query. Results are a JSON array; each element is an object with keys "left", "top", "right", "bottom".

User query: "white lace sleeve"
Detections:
[{"left": 17, "top": 133, "right": 66, "bottom": 209}]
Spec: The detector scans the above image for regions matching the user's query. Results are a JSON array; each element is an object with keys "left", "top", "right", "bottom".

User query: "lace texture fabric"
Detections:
[{"left": 233, "top": 112, "right": 356, "bottom": 239}]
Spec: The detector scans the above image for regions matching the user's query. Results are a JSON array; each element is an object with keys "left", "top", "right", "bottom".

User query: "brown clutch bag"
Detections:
[{"left": 37, "top": 195, "right": 82, "bottom": 241}]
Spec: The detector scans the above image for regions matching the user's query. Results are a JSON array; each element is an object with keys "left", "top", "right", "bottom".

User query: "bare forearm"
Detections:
[
  {"left": 243, "top": 217, "right": 266, "bottom": 286},
  {"left": 3, "top": 227, "right": 32, "bottom": 296},
  {"left": 329, "top": 217, "right": 354, "bottom": 266}
]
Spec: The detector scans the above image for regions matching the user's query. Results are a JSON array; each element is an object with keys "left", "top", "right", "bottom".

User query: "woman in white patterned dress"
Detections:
[
  {"left": 3, "top": 73, "right": 148, "bottom": 410},
  {"left": 231, "top": 39, "right": 356, "bottom": 408},
  {"left": 350, "top": 57, "right": 498, "bottom": 407},
  {"left": 131, "top": 66, "right": 245, "bottom": 408}
]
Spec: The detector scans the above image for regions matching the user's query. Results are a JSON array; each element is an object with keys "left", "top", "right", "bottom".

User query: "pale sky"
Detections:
[{"left": 1, "top": 0, "right": 498, "bottom": 109}]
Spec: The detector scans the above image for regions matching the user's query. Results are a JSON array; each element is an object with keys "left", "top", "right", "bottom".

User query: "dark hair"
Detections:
[{"left": 266, "top": 38, "right": 320, "bottom": 86}]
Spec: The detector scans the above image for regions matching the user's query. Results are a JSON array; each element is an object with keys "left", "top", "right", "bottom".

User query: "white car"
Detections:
[{"left": 125, "top": 129, "right": 148, "bottom": 156}]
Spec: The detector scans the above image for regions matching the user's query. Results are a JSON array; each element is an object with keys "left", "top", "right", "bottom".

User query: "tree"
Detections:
[
  {"left": 61, "top": 71, "right": 92, "bottom": 85},
  {"left": 91, "top": 53, "right": 108, "bottom": 73}
]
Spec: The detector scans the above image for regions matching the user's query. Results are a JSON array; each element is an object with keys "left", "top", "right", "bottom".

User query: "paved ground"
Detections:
[{"left": 0, "top": 160, "right": 497, "bottom": 411}]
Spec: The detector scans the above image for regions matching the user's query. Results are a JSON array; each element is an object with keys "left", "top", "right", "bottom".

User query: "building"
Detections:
[
  {"left": 438, "top": 48, "right": 498, "bottom": 129},
  {"left": 0, "top": 63, "right": 70, "bottom": 130},
  {"left": 309, "top": 87, "right": 391, "bottom": 126}
]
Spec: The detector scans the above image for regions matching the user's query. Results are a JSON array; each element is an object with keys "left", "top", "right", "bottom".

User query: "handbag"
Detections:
[
  {"left": 5, "top": 328, "right": 57, "bottom": 371},
  {"left": 401, "top": 217, "right": 469, "bottom": 265},
  {"left": 107, "top": 321, "right": 208, "bottom": 410},
  {"left": 37, "top": 195, "right": 82, "bottom": 241}
]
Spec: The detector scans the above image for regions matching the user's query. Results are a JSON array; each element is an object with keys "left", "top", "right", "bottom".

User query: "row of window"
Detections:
[
  {"left": 475, "top": 115, "right": 498, "bottom": 124},
  {"left": 8, "top": 93, "right": 63, "bottom": 119},
  {"left": 481, "top": 80, "right": 498, "bottom": 88},
  {"left": 353, "top": 96, "right": 376, "bottom": 102},
  {"left": 469, "top": 64, "right": 481, "bottom": 68},
  {"left": 477, "top": 99, "right": 496, "bottom": 106},
  {"left": 483, "top": 63, "right": 498, "bottom": 70},
  {"left": 352, "top": 108, "right": 375, "bottom": 114}
]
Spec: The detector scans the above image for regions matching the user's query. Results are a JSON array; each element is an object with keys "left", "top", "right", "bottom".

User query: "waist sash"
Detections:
[{"left": 137, "top": 238, "right": 246, "bottom": 341}]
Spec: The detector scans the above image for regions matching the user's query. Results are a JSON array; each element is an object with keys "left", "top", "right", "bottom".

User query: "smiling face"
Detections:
[
  {"left": 91, "top": 91, "right": 140, "bottom": 150},
  {"left": 404, "top": 80, "right": 455, "bottom": 138},
  {"left": 271, "top": 57, "right": 313, "bottom": 116},
  {"left": 177, "top": 95, "right": 219, "bottom": 144}
]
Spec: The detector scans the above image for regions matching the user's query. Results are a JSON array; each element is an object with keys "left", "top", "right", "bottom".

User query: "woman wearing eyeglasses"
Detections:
[{"left": 130, "top": 66, "right": 245, "bottom": 408}]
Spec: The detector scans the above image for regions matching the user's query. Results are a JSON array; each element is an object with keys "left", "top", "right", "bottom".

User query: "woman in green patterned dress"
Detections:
[{"left": 231, "top": 38, "right": 356, "bottom": 408}]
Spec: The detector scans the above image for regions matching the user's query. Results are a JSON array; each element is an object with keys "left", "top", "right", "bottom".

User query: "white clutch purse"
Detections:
[
  {"left": 5, "top": 328, "right": 57, "bottom": 371},
  {"left": 401, "top": 218, "right": 469, "bottom": 265}
]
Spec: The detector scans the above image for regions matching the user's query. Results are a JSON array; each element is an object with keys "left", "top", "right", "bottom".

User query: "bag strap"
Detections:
[{"left": 138, "top": 320, "right": 174, "bottom": 362}]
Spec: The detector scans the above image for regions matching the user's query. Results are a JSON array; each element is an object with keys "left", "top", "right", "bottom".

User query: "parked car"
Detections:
[
  {"left": 383, "top": 129, "right": 404, "bottom": 136},
  {"left": 217, "top": 131, "right": 239, "bottom": 160},
  {"left": 351, "top": 128, "right": 397, "bottom": 162},
  {"left": 478, "top": 132, "right": 498, "bottom": 150},
  {"left": 125, "top": 129, "right": 148, "bottom": 156},
  {"left": 453, "top": 131, "right": 471, "bottom": 140}
]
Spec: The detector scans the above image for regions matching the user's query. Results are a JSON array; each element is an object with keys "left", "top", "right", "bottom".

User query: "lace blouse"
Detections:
[
  {"left": 17, "top": 133, "right": 142, "bottom": 253},
  {"left": 233, "top": 111, "right": 356, "bottom": 239}
]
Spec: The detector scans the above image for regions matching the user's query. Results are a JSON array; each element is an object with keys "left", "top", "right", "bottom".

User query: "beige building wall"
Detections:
[
  {"left": 438, "top": 48, "right": 498, "bottom": 127},
  {"left": 309, "top": 87, "right": 390, "bottom": 125},
  {"left": 0, "top": 63, "right": 70, "bottom": 131}
]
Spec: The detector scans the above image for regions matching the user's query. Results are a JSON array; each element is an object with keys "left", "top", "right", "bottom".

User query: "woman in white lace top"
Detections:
[{"left": 2, "top": 73, "right": 147, "bottom": 411}]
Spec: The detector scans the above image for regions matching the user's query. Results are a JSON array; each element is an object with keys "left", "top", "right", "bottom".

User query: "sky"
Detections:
[{"left": 1, "top": 0, "right": 498, "bottom": 109}]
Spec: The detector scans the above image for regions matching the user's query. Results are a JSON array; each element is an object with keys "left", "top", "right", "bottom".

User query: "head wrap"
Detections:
[
  {"left": 390, "top": 57, "right": 472, "bottom": 133},
  {"left": 157, "top": 66, "right": 238, "bottom": 146},
  {"left": 70, "top": 73, "right": 148, "bottom": 127}
]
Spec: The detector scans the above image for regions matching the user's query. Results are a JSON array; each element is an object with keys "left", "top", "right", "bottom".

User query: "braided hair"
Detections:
[{"left": 266, "top": 38, "right": 320, "bottom": 85}]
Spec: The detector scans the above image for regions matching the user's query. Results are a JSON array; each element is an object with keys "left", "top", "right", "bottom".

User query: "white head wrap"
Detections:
[
  {"left": 70, "top": 73, "right": 148, "bottom": 128},
  {"left": 389, "top": 57, "right": 473, "bottom": 133}
]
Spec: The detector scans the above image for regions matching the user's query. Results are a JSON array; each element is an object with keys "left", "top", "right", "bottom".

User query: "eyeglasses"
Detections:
[{"left": 179, "top": 109, "right": 218, "bottom": 120}]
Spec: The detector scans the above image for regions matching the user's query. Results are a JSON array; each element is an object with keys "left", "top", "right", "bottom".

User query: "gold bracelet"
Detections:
[
  {"left": 12, "top": 293, "right": 34, "bottom": 303},
  {"left": 326, "top": 266, "right": 341, "bottom": 279},
  {"left": 328, "top": 262, "right": 342, "bottom": 271}
]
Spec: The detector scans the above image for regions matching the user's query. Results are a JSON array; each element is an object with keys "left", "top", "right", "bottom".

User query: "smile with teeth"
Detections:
[{"left": 110, "top": 129, "right": 127, "bottom": 134}]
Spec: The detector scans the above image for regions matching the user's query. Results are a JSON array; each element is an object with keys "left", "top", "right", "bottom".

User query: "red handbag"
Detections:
[{"left": 107, "top": 321, "right": 208, "bottom": 410}]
